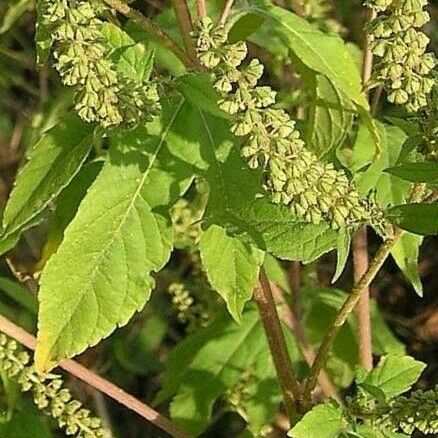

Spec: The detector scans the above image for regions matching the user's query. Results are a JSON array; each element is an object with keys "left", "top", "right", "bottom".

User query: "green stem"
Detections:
[
  {"left": 301, "top": 230, "right": 403, "bottom": 410},
  {"left": 254, "top": 268, "right": 302, "bottom": 422},
  {"left": 102, "top": 0, "right": 193, "bottom": 68}
]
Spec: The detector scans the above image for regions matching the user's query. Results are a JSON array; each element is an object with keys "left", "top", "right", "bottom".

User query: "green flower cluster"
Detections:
[
  {"left": 195, "top": 17, "right": 381, "bottom": 230},
  {"left": 366, "top": 0, "right": 436, "bottom": 112},
  {"left": 168, "top": 282, "right": 209, "bottom": 331},
  {"left": 0, "top": 334, "right": 110, "bottom": 438},
  {"left": 43, "top": 0, "right": 159, "bottom": 128},
  {"left": 387, "top": 386, "right": 438, "bottom": 435},
  {"left": 170, "top": 198, "right": 202, "bottom": 249}
]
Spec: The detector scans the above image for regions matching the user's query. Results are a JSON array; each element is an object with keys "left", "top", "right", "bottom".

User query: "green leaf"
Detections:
[
  {"left": 247, "top": 0, "right": 378, "bottom": 151},
  {"left": 332, "top": 229, "right": 351, "bottom": 283},
  {"left": 101, "top": 23, "right": 154, "bottom": 83},
  {"left": 228, "top": 13, "right": 265, "bottom": 43},
  {"left": 362, "top": 355, "right": 426, "bottom": 399},
  {"left": 0, "top": 277, "right": 37, "bottom": 314},
  {"left": 391, "top": 233, "right": 423, "bottom": 296},
  {"left": 170, "top": 307, "right": 268, "bottom": 435},
  {"left": 35, "top": 102, "right": 193, "bottom": 371},
  {"left": 168, "top": 102, "right": 338, "bottom": 263},
  {"left": 244, "top": 352, "right": 282, "bottom": 436},
  {"left": 352, "top": 123, "right": 409, "bottom": 207},
  {"left": 155, "top": 311, "right": 232, "bottom": 404},
  {"left": 386, "top": 203, "right": 438, "bottom": 236},
  {"left": 288, "top": 403, "right": 346, "bottom": 438},
  {"left": 0, "top": 411, "right": 52, "bottom": 438},
  {"left": 35, "top": 0, "right": 53, "bottom": 66},
  {"left": 200, "top": 224, "right": 264, "bottom": 322},
  {"left": 306, "top": 75, "right": 355, "bottom": 160},
  {"left": 385, "top": 162, "right": 438, "bottom": 184},
  {"left": 370, "top": 301, "right": 405, "bottom": 356},
  {"left": 0, "top": 0, "right": 31, "bottom": 34},
  {"left": 0, "top": 114, "right": 94, "bottom": 251},
  {"left": 37, "top": 162, "right": 103, "bottom": 270},
  {"left": 175, "top": 74, "right": 228, "bottom": 119}
]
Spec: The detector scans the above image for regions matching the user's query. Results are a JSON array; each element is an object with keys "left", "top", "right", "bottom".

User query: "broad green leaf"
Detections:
[
  {"left": 306, "top": 75, "right": 355, "bottom": 160},
  {"left": 352, "top": 123, "right": 409, "bottom": 207},
  {"left": 101, "top": 23, "right": 154, "bottom": 83},
  {"left": 36, "top": 162, "right": 103, "bottom": 271},
  {"left": 391, "top": 233, "right": 423, "bottom": 296},
  {"left": 386, "top": 203, "right": 438, "bottom": 236},
  {"left": 35, "top": 102, "right": 193, "bottom": 371},
  {"left": 167, "top": 102, "right": 339, "bottom": 263},
  {"left": 229, "top": 13, "right": 265, "bottom": 43},
  {"left": 246, "top": 0, "right": 378, "bottom": 150},
  {"left": 0, "top": 0, "right": 31, "bottom": 34},
  {"left": 288, "top": 403, "right": 346, "bottom": 438},
  {"left": 0, "top": 114, "right": 94, "bottom": 251},
  {"left": 332, "top": 229, "right": 351, "bottom": 283},
  {"left": 170, "top": 308, "right": 268, "bottom": 435},
  {"left": 361, "top": 355, "right": 426, "bottom": 399},
  {"left": 200, "top": 224, "right": 264, "bottom": 322},
  {"left": 385, "top": 162, "right": 438, "bottom": 184}
]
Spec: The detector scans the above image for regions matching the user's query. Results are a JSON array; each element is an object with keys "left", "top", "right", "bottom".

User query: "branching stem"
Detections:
[
  {"left": 196, "top": 0, "right": 206, "bottom": 18},
  {"left": 0, "top": 315, "right": 189, "bottom": 438},
  {"left": 219, "top": 0, "right": 235, "bottom": 25},
  {"left": 254, "top": 268, "right": 302, "bottom": 422}
]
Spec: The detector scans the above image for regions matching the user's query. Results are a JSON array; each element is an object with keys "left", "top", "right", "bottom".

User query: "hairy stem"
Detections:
[
  {"left": 352, "top": 228, "right": 373, "bottom": 371},
  {"left": 170, "top": 0, "right": 198, "bottom": 65},
  {"left": 254, "top": 268, "right": 302, "bottom": 421},
  {"left": 0, "top": 315, "right": 189, "bottom": 438},
  {"left": 219, "top": 0, "right": 235, "bottom": 25},
  {"left": 301, "top": 230, "right": 403, "bottom": 409},
  {"left": 102, "top": 0, "right": 193, "bottom": 68},
  {"left": 197, "top": 0, "right": 206, "bottom": 18}
]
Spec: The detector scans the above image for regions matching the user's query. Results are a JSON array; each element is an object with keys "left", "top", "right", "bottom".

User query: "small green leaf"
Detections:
[
  {"left": 385, "top": 162, "right": 438, "bottom": 184},
  {"left": 362, "top": 355, "right": 426, "bottom": 399},
  {"left": 0, "top": 277, "right": 37, "bottom": 314},
  {"left": 288, "top": 403, "right": 346, "bottom": 438},
  {"left": 0, "top": 0, "right": 31, "bottom": 34},
  {"left": 386, "top": 203, "right": 438, "bottom": 236},
  {"left": 306, "top": 75, "right": 355, "bottom": 160},
  {"left": 101, "top": 23, "right": 154, "bottom": 83},
  {"left": 332, "top": 229, "right": 351, "bottom": 283},
  {"left": 391, "top": 233, "right": 423, "bottom": 296},
  {"left": 0, "top": 114, "right": 94, "bottom": 251},
  {"left": 0, "top": 411, "right": 52, "bottom": 438},
  {"left": 200, "top": 224, "right": 264, "bottom": 322},
  {"left": 228, "top": 13, "right": 265, "bottom": 42}
]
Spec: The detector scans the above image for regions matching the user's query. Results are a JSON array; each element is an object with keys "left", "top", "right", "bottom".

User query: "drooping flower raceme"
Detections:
[
  {"left": 42, "top": 0, "right": 160, "bottom": 128},
  {"left": 195, "top": 18, "right": 383, "bottom": 231},
  {"left": 366, "top": 0, "right": 436, "bottom": 112}
]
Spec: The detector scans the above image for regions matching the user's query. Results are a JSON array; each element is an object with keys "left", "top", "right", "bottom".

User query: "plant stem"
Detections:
[
  {"left": 197, "top": 0, "right": 206, "bottom": 18},
  {"left": 219, "top": 0, "right": 235, "bottom": 25},
  {"left": 102, "top": 0, "right": 193, "bottom": 68},
  {"left": 361, "top": 6, "right": 377, "bottom": 88},
  {"left": 254, "top": 268, "right": 302, "bottom": 421},
  {"left": 301, "top": 230, "right": 402, "bottom": 409},
  {"left": 170, "top": 0, "right": 198, "bottom": 65},
  {"left": 0, "top": 315, "right": 189, "bottom": 438},
  {"left": 352, "top": 228, "right": 373, "bottom": 371}
]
